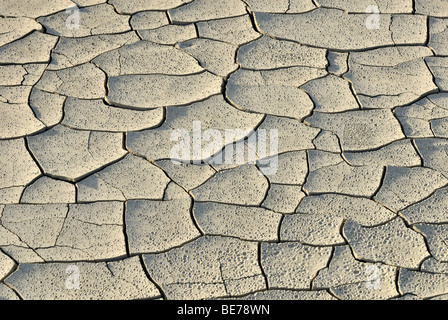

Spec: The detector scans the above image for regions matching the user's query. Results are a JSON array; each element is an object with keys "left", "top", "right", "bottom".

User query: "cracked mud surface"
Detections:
[{"left": 1, "top": 0, "right": 448, "bottom": 301}]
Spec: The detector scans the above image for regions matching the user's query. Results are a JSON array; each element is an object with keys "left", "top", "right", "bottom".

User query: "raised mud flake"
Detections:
[
  {"left": 143, "top": 236, "right": 265, "bottom": 299},
  {"left": 343, "top": 140, "right": 421, "bottom": 167},
  {"left": 109, "top": 0, "right": 194, "bottom": 13},
  {"left": 414, "top": 224, "right": 448, "bottom": 262},
  {"left": 261, "top": 242, "right": 332, "bottom": 290},
  {"left": 0, "top": 188, "right": 23, "bottom": 205},
  {"left": 0, "top": 31, "right": 58, "bottom": 64},
  {"left": 399, "top": 269, "right": 448, "bottom": 299},
  {"left": 0, "top": 205, "right": 27, "bottom": 250},
  {"left": 130, "top": 11, "right": 169, "bottom": 31},
  {"left": 313, "top": 130, "right": 341, "bottom": 153},
  {"left": 0, "top": 17, "right": 42, "bottom": 48},
  {"left": 347, "top": 46, "right": 433, "bottom": 76},
  {"left": 259, "top": 151, "right": 308, "bottom": 185},
  {"left": 344, "top": 218, "right": 430, "bottom": 269},
  {"left": 227, "top": 68, "right": 324, "bottom": 120},
  {"left": 327, "top": 52, "right": 349, "bottom": 76},
  {"left": 314, "top": 246, "right": 398, "bottom": 300},
  {"left": 194, "top": 202, "right": 282, "bottom": 241},
  {"left": 177, "top": 39, "right": 238, "bottom": 77},
  {"left": 2, "top": 63, "right": 44, "bottom": 92},
  {"left": 206, "top": 140, "right": 260, "bottom": 172},
  {"left": 0, "top": 0, "right": 75, "bottom": 18},
  {"left": 297, "top": 194, "right": 396, "bottom": 227},
  {"left": 0, "top": 219, "right": 26, "bottom": 249},
  {"left": 27, "top": 125, "right": 126, "bottom": 182},
  {"left": 0, "top": 66, "right": 28, "bottom": 86},
  {"left": 73, "top": 0, "right": 108, "bottom": 6},
  {"left": 317, "top": 0, "right": 413, "bottom": 13},
  {"left": 0, "top": 284, "right": 19, "bottom": 300},
  {"left": 169, "top": 0, "right": 247, "bottom": 23},
  {"left": 21, "top": 177, "right": 75, "bottom": 204},
  {"left": 0, "top": 251, "right": 15, "bottom": 281},
  {"left": 308, "top": 150, "right": 343, "bottom": 173},
  {"left": 346, "top": 46, "right": 436, "bottom": 109},
  {"left": 127, "top": 95, "right": 263, "bottom": 162},
  {"left": 5, "top": 256, "right": 160, "bottom": 300},
  {"left": 35, "top": 63, "right": 106, "bottom": 100},
  {"left": 0, "top": 247, "right": 43, "bottom": 264},
  {"left": 94, "top": 40, "right": 202, "bottom": 77},
  {"left": 62, "top": 98, "right": 164, "bottom": 132},
  {"left": 245, "top": 0, "right": 316, "bottom": 13},
  {"left": 401, "top": 112, "right": 430, "bottom": 136},
  {"left": 415, "top": 0, "right": 448, "bottom": 18},
  {"left": 191, "top": 165, "right": 269, "bottom": 206},
  {"left": 430, "top": 294, "right": 448, "bottom": 300},
  {"left": 232, "top": 290, "right": 335, "bottom": 300},
  {"left": 430, "top": 118, "right": 448, "bottom": 138},
  {"left": 237, "top": 36, "right": 327, "bottom": 70},
  {"left": 38, "top": 4, "right": 131, "bottom": 38},
  {"left": 280, "top": 214, "right": 345, "bottom": 246},
  {"left": 107, "top": 72, "right": 222, "bottom": 109},
  {"left": 196, "top": 15, "right": 260, "bottom": 46},
  {"left": 49, "top": 32, "right": 139, "bottom": 70},
  {"left": 305, "top": 110, "right": 405, "bottom": 151},
  {"left": 255, "top": 115, "right": 320, "bottom": 155},
  {"left": 21, "top": 64, "right": 49, "bottom": 86},
  {"left": 421, "top": 93, "right": 448, "bottom": 112},
  {"left": 394, "top": 96, "right": 448, "bottom": 138},
  {"left": 302, "top": 75, "right": 360, "bottom": 113},
  {"left": 164, "top": 94, "right": 264, "bottom": 142},
  {"left": 0, "top": 139, "right": 41, "bottom": 191},
  {"left": 126, "top": 124, "right": 175, "bottom": 161},
  {"left": 402, "top": 187, "right": 448, "bottom": 225},
  {"left": 428, "top": 18, "right": 448, "bottom": 56},
  {"left": 422, "top": 258, "right": 448, "bottom": 274},
  {"left": 1, "top": 66, "right": 42, "bottom": 100},
  {"left": 126, "top": 186, "right": 200, "bottom": 254},
  {"left": 254, "top": 9, "right": 426, "bottom": 51},
  {"left": 6, "top": 202, "right": 126, "bottom": 263},
  {"left": 425, "top": 57, "right": 448, "bottom": 91},
  {"left": 29, "top": 88, "right": 66, "bottom": 128},
  {"left": 139, "top": 24, "right": 197, "bottom": 45},
  {"left": 414, "top": 138, "right": 448, "bottom": 178},
  {"left": 1, "top": 204, "right": 68, "bottom": 250},
  {"left": 36, "top": 202, "right": 127, "bottom": 262},
  {"left": 0, "top": 86, "right": 33, "bottom": 104},
  {"left": 393, "top": 294, "right": 423, "bottom": 300},
  {"left": 0, "top": 102, "right": 45, "bottom": 139},
  {"left": 303, "top": 162, "right": 383, "bottom": 197},
  {"left": 262, "top": 184, "right": 305, "bottom": 214},
  {"left": 77, "top": 154, "right": 170, "bottom": 202},
  {"left": 374, "top": 166, "right": 448, "bottom": 212}
]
